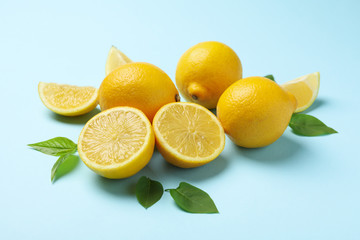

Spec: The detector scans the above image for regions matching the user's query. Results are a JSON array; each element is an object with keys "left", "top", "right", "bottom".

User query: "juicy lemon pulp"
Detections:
[
  {"left": 282, "top": 82, "right": 313, "bottom": 108},
  {"left": 153, "top": 102, "right": 225, "bottom": 168},
  {"left": 38, "top": 82, "right": 98, "bottom": 116},
  {"left": 105, "top": 46, "right": 132, "bottom": 76},
  {"left": 78, "top": 107, "right": 154, "bottom": 179},
  {"left": 281, "top": 72, "right": 320, "bottom": 113},
  {"left": 41, "top": 83, "right": 97, "bottom": 109},
  {"left": 157, "top": 104, "right": 222, "bottom": 157},
  {"left": 81, "top": 111, "right": 146, "bottom": 166}
]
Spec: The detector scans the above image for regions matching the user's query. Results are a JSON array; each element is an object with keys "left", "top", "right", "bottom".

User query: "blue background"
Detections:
[{"left": 1, "top": 0, "right": 359, "bottom": 239}]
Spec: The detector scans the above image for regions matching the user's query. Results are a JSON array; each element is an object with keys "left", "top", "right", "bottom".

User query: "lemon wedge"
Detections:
[
  {"left": 105, "top": 46, "right": 132, "bottom": 76},
  {"left": 281, "top": 72, "right": 320, "bottom": 113},
  {"left": 153, "top": 102, "right": 225, "bottom": 168},
  {"left": 38, "top": 82, "right": 98, "bottom": 116},
  {"left": 78, "top": 107, "right": 155, "bottom": 179}
]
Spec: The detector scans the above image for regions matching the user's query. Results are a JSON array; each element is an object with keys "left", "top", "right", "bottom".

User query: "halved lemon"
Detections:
[
  {"left": 281, "top": 72, "right": 320, "bottom": 113},
  {"left": 153, "top": 102, "right": 225, "bottom": 168},
  {"left": 105, "top": 46, "right": 132, "bottom": 76},
  {"left": 78, "top": 107, "right": 155, "bottom": 179},
  {"left": 38, "top": 82, "right": 98, "bottom": 116}
]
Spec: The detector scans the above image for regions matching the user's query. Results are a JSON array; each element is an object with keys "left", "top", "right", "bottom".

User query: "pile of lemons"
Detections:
[{"left": 38, "top": 42, "right": 320, "bottom": 179}]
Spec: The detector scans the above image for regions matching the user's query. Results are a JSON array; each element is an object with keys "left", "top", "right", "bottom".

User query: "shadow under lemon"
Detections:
[
  {"left": 233, "top": 134, "right": 302, "bottom": 165},
  {"left": 302, "top": 98, "right": 326, "bottom": 114},
  {"left": 160, "top": 154, "right": 229, "bottom": 182},
  {"left": 94, "top": 175, "right": 137, "bottom": 198},
  {"left": 92, "top": 147, "right": 230, "bottom": 196},
  {"left": 90, "top": 134, "right": 305, "bottom": 198},
  {"left": 49, "top": 107, "right": 101, "bottom": 125},
  {"left": 85, "top": 114, "right": 306, "bottom": 195},
  {"left": 93, "top": 149, "right": 164, "bottom": 197}
]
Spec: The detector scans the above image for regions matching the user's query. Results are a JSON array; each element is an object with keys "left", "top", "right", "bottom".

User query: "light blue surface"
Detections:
[{"left": 1, "top": 0, "right": 359, "bottom": 239}]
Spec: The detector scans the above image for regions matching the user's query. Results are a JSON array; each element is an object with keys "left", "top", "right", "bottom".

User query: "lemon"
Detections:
[
  {"left": 176, "top": 41, "right": 242, "bottom": 109},
  {"left": 153, "top": 102, "right": 225, "bottom": 168},
  {"left": 281, "top": 72, "right": 320, "bottom": 113},
  {"left": 217, "top": 77, "right": 297, "bottom": 148},
  {"left": 105, "top": 46, "right": 132, "bottom": 76},
  {"left": 78, "top": 107, "right": 155, "bottom": 179},
  {"left": 38, "top": 82, "right": 98, "bottom": 116},
  {"left": 99, "top": 62, "right": 180, "bottom": 122}
]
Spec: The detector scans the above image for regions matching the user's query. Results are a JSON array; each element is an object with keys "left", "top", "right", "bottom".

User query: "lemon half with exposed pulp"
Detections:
[
  {"left": 281, "top": 72, "right": 320, "bottom": 113},
  {"left": 38, "top": 82, "right": 98, "bottom": 116},
  {"left": 153, "top": 102, "right": 225, "bottom": 168},
  {"left": 78, "top": 107, "right": 155, "bottom": 179}
]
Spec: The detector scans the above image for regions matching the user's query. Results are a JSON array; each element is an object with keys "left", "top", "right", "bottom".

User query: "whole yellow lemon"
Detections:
[
  {"left": 99, "top": 62, "right": 179, "bottom": 122},
  {"left": 217, "top": 76, "right": 297, "bottom": 148},
  {"left": 176, "top": 41, "right": 242, "bottom": 109}
]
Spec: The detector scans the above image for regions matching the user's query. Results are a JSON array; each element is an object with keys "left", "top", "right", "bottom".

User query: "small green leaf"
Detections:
[
  {"left": 289, "top": 114, "right": 338, "bottom": 136},
  {"left": 53, "top": 154, "right": 79, "bottom": 182},
  {"left": 28, "top": 137, "right": 77, "bottom": 156},
  {"left": 51, "top": 154, "right": 79, "bottom": 182},
  {"left": 264, "top": 74, "right": 275, "bottom": 81},
  {"left": 167, "top": 182, "right": 219, "bottom": 214},
  {"left": 136, "top": 176, "right": 164, "bottom": 209}
]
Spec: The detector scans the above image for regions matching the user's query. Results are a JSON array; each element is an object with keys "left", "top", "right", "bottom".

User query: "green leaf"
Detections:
[
  {"left": 51, "top": 154, "right": 79, "bottom": 182},
  {"left": 167, "top": 182, "right": 219, "bottom": 214},
  {"left": 289, "top": 113, "right": 338, "bottom": 136},
  {"left": 136, "top": 176, "right": 164, "bottom": 209},
  {"left": 264, "top": 74, "right": 275, "bottom": 81},
  {"left": 28, "top": 137, "right": 77, "bottom": 156}
]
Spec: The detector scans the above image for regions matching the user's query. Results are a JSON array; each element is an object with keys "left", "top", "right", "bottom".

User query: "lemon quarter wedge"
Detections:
[
  {"left": 105, "top": 46, "right": 132, "bottom": 76},
  {"left": 281, "top": 72, "right": 320, "bottom": 113},
  {"left": 38, "top": 82, "right": 98, "bottom": 116}
]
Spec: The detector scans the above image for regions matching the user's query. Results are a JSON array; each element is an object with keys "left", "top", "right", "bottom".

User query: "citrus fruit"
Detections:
[
  {"left": 281, "top": 72, "right": 320, "bottom": 113},
  {"left": 78, "top": 107, "right": 155, "bottom": 179},
  {"left": 99, "top": 62, "right": 180, "bottom": 122},
  {"left": 38, "top": 82, "right": 98, "bottom": 116},
  {"left": 217, "top": 76, "right": 297, "bottom": 148},
  {"left": 153, "top": 102, "right": 225, "bottom": 168},
  {"left": 176, "top": 41, "right": 242, "bottom": 109},
  {"left": 105, "top": 46, "right": 132, "bottom": 76}
]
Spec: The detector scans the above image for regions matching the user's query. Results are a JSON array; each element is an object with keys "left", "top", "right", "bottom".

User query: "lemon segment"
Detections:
[
  {"left": 153, "top": 102, "right": 225, "bottom": 168},
  {"left": 281, "top": 72, "right": 320, "bottom": 113},
  {"left": 105, "top": 46, "right": 132, "bottom": 76},
  {"left": 78, "top": 107, "right": 155, "bottom": 179},
  {"left": 38, "top": 82, "right": 98, "bottom": 116}
]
